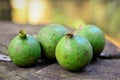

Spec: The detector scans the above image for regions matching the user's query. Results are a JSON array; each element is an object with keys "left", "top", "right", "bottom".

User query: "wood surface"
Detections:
[{"left": 0, "top": 21, "right": 120, "bottom": 80}]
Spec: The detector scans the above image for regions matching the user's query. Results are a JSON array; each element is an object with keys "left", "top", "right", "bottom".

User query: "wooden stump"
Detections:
[{"left": 0, "top": 21, "right": 120, "bottom": 80}]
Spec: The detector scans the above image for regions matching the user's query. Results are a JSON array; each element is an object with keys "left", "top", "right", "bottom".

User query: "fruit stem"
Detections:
[
  {"left": 66, "top": 32, "right": 73, "bottom": 38},
  {"left": 19, "top": 29, "right": 27, "bottom": 39}
]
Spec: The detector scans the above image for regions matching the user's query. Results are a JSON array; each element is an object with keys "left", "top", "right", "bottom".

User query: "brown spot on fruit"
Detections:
[
  {"left": 77, "top": 56, "right": 81, "bottom": 61},
  {"left": 63, "top": 55, "right": 68, "bottom": 59},
  {"left": 84, "top": 50, "right": 88, "bottom": 56}
]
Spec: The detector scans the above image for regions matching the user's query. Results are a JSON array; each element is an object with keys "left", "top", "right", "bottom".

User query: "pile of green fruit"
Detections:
[{"left": 8, "top": 23, "right": 105, "bottom": 71}]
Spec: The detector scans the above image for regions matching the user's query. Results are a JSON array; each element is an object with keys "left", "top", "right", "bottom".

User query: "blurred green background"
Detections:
[{"left": 0, "top": 0, "right": 120, "bottom": 42}]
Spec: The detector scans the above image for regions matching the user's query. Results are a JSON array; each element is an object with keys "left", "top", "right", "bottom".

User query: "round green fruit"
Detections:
[
  {"left": 36, "top": 24, "right": 68, "bottom": 60},
  {"left": 75, "top": 25, "right": 105, "bottom": 60},
  {"left": 8, "top": 30, "right": 41, "bottom": 67},
  {"left": 55, "top": 33, "right": 93, "bottom": 71}
]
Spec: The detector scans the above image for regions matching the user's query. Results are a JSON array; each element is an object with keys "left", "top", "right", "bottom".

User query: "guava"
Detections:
[
  {"left": 36, "top": 24, "right": 68, "bottom": 60},
  {"left": 55, "top": 32, "right": 93, "bottom": 71},
  {"left": 75, "top": 25, "right": 105, "bottom": 60},
  {"left": 8, "top": 30, "right": 41, "bottom": 67}
]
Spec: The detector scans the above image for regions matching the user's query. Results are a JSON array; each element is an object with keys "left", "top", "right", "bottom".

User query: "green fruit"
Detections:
[
  {"left": 55, "top": 33, "right": 93, "bottom": 71},
  {"left": 8, "top": 30, "right": 41, "bottom": 67},
  {"left": 36, "top": 24, "right": 68, "bottom": 60},
  {"left": 75, "top": 25, "right": 105, "bottom": 60}
]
